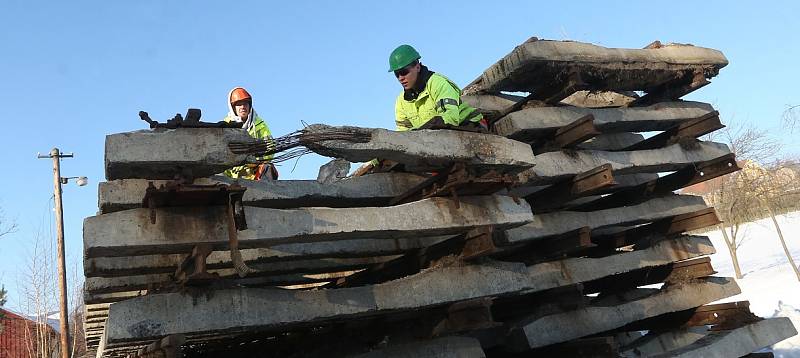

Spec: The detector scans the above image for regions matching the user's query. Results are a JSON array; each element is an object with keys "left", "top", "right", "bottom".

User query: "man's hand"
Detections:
[{"left": 416, "top": 116, "right": 449, "bottom": 130}]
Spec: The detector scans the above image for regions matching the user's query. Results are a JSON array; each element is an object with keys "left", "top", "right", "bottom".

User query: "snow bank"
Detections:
[{"left": 707, "top": 211, "right": 800, "bottom": 355}]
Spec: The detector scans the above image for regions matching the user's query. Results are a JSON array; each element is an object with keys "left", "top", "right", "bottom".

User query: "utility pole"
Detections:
[{"left": 38, "top": 148, "right": 73, "bottom": 358}]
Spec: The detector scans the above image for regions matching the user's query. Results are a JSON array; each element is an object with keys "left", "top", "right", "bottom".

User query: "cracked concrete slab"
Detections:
[
  {"left": 501, "top": 195, "right": 707, "bottom": 245},
  {"left": 650, "top": 318, "right": 797, "bottom": 358},
  {"left": 105, "top": 128, "right": 259, "bottom": 180},
  {"left": 506, "top": 277, "right": 740, "bottom": 350},
  {"left": 98, "top": 172, "right": 427, "bottom": 213},
  {"left": 519, "top": 141, "right": 731, "bottom": 185},
  {"left": 462, "top": 91, "right": 639, "bottom": 117},
  {"left": 84, "top": 196, "right": 532, "bottom": 257},
  {"left": 85, "top": 256, "right": 395, "bottom": 293},
  {"left": 304, "top": 125, "right": 536, "bottom": 174},
  {"left": 463, "top": 38, "right": 727, "bottom": 94},
  {"left": 85, "top": 268, "right": 358, "bottom": 294},
  {"left": 495, "top": 102, "right": 715, "bottom": 141},
  {"left": 84, "top": 238, "right": 442, "bottom": 277}
]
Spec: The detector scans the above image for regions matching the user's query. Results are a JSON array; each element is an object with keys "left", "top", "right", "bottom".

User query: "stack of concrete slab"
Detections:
[{"left": 83, "top": 38, "right": 797, "bottom": 358}]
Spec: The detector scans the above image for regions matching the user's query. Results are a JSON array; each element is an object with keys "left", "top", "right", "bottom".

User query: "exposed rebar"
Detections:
[{"left": 228, "top": 125, "right": 372, "bottom": 163}]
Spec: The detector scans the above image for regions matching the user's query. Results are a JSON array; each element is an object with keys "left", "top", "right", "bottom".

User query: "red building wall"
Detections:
[{"left": 0, "top": 308, "right": 58, "bottom": 358}]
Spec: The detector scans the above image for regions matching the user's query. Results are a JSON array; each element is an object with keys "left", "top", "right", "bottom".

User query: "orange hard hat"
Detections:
[{"left": 230, "top": 87, "right": 252, "bottom": 104}]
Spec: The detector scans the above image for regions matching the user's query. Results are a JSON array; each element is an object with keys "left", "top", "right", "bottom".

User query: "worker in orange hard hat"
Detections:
[{"left": 223, "top": 87, "right": 278, "bottom": 180}]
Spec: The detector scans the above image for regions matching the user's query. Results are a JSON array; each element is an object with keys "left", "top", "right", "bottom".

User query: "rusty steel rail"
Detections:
[
  {"left": 389, "top": 163, "right": 519, "bottom": 206},
  {"left": 621, "top": 110, "right": 724, "bottom": 151},
  {"left": 533, "top": 114, "right": 600, "bottom": 153},
  {"left": 528, "top": 164, "right": 615, "bottom": 213}
]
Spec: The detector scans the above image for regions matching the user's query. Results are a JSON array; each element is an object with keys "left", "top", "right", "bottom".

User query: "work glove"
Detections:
[
  {"left": 416, "top": 116, "right": 449, "bottom": 130},
  {"left": 417, "top": 116, "right": 490, "bottom": 133}
]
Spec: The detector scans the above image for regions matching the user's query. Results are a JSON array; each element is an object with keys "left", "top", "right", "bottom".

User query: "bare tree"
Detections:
[
  {"left": 704, "top": 119, "right": 800, "bottom": 281},
  {"left": 703, "top": 123, "right": 781, "bottom": 279},
  {"left": 782, "top": 104, "right": 800, "bottom": 133},
  {"left": 69, "top": 259, "right": 86, "bottom": 357},
  {"left": 750, "top": 159, "right": 800, "bottom": 281},
  {"left": 706, "top": 177, "right": 757, "bottom": 279},
  {"left": 0, "top": 206, "right": 16, "bottom": 325},
  {"left": 18, "top": 229, "right": 61, "bottom": 358},
  {"left": 0, "top": 206, "right": 18, "bottom": 238}
]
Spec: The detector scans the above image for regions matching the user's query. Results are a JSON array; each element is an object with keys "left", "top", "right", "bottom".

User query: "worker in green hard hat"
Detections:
[
  {"left": 353, "top": 45, "right": 487, "bottom": 176},
  {"left": 388, "top": 44, "right": 485, "bottom": 131}
]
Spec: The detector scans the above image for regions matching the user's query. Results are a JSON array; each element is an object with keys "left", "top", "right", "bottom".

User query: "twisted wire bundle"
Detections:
[{"left": 227, "top": 126, "right": 372, "bottom": 163}]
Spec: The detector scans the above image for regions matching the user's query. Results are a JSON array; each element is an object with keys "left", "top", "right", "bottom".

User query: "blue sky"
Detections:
[{"left": 0, "top": 1, "right": 798, "bottom": 311}]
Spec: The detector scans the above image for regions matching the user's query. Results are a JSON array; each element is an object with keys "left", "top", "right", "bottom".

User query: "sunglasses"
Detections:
[{"left": 394, "top": 63, "right": 417, "bottom": 78}]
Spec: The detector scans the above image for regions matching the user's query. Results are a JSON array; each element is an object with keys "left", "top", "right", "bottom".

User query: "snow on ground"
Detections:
[{"left": 705, "top": 211, "right": 800, "bottom": 356}]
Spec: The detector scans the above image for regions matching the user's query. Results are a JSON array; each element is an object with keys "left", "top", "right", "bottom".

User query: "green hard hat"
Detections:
[{"left": 388, "top": 44, "right": 421, "bottom": 72}]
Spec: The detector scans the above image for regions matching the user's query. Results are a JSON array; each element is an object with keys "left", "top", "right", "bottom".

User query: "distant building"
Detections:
[
  {"left": 681, "top": 160, "right": 799, "bottom": 202},
  {"left": 0, "top": 308, "right": 59, "bottom": 358},
  {"left": 680, "top": 160, "right": 749, "bottom": 197},
  {"left": 782, "top": 160, "right": 800, "bottom": 177}
]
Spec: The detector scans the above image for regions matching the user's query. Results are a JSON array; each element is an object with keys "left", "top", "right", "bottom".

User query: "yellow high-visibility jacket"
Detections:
[
  {"left": 222, "top": 110, "right": 273, "bottom": 180},
  {"left": 394, "top": 66, "right": 483, "bottom": 131}
]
